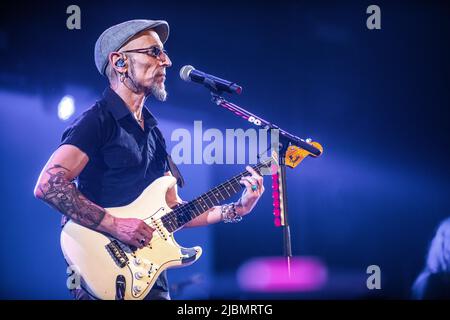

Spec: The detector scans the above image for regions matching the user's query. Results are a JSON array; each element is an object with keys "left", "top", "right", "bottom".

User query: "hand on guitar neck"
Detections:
[{"left": 236, "top": 166, "right": 265, "bottom": 216}]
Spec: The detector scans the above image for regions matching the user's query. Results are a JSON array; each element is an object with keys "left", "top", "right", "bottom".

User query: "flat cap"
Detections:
[{"left": 94, "top": 19, "right": 169, "bottom": 76}]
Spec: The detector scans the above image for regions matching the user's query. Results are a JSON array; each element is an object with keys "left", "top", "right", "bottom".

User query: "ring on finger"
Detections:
[
  {"left": 245, "top": 176, "right": 258, "bottom": 185},
  {"left": 244, "top": 176, "right": 258, "bottom": 191}
]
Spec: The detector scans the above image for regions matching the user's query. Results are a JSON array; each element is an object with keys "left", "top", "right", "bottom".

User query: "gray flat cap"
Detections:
[{"left": 94, "top": 19, "right": 169, "bottom": 76}]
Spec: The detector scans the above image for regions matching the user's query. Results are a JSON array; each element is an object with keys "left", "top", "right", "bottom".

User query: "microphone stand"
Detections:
[{"left": 207, "top": 88, "right": 322, "bottom": 277}]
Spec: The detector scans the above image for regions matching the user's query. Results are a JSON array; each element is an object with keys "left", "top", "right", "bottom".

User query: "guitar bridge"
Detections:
[{"left": 106, "top": 240, "right": 129, "bottom": 268}]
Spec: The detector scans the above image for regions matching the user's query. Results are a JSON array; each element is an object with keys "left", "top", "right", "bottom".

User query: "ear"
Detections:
[{"left": 109, "top": 52, "right": 127, "bottom": 73}]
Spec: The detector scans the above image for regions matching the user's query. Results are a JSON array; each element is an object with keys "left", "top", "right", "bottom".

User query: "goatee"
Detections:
[{"left": 151, "top": 83, "right": 168, "bottom": 102}]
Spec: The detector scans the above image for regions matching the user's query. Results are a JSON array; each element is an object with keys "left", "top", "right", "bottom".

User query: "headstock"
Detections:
[{"left": 284, "top": 140, "right": 323, "bottom": 168}]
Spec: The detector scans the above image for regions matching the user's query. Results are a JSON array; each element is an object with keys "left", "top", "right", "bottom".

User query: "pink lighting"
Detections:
[
  {"left": 237, "top": 256, "right": 328, "bottom": 292},
  {"left": 273, "top": 208, "right": 280, "bottom": 217},
  {"left": 272, "top": 172, "right": 281, "bottom": 226},
  {"left": 272, "top": 193, "right": 280, "bottom": 203},
  {"left": 274, "top": 217, "right": 282, "bottom": 227}
]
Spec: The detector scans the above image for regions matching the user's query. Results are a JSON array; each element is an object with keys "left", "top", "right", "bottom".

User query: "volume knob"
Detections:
[
  {"left": 133, "top": 285, "right": 142, "bottom": 293},
  {"left": 135, "top": 271, "right": 144, "bottom": 280}
]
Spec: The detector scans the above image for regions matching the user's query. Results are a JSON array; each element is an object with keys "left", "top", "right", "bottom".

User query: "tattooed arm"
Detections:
[{"left": 34, "top": 144, "right": 154, "bottom": 248}]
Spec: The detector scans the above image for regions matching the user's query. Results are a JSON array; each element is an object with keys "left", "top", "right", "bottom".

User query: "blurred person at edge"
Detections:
[{"left": 412, "top": 217, "right": 450, "bottom": 299}]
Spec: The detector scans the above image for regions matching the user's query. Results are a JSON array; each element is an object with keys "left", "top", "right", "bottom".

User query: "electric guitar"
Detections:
[{"left": 60, "top": 156, "right": 276, "bottom": 300}]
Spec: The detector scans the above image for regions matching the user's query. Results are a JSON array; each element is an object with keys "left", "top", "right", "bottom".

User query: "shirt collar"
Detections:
[{"left": 102, "top": 87, "right": 158, "bottom": 128}]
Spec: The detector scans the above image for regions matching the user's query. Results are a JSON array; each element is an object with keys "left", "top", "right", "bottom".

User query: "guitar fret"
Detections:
[
  {"left": 222, "top": 183, "right": 232, "bottom": 197},
  {"left": 208, "top": 190, "right": 221, "bottom": 204},
  {"left": 170, "top": 214, "right": 180, "bottom": 228},
  {"left": 230, "top": 178, "right": 240, "bottom": 193},
  {"left": 186, "top": 201, "right": 202, "bottom": 215},
  {"left": 216, "top": 187, "right": 228, "bottom": 201},
  {"left": 181, "top": 203, "right": 195, "bottom": 220},
  {"left": 166, "top": 217, "right": 176, "bottom": 232},
  {"left": 177, "top": 210, "right": 188, "bottom": 224},
  {"left": 185, "top": 206, "right": 196, "bottom": 220},
  {"left": 218, "top": 188, "right": 227, "bottom": 200},
  {"left": 195, "top": 202, "right": 205, "bottom": 214},
  {"left": 202, "top": 194, "right": 215, "bottom": 208},
  {"left": 196, "top": 198, "right": 209, "bottom": 212}
]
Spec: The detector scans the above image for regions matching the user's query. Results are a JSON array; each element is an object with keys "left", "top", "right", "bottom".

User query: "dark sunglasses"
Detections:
[{"left": 121, "top": 46, "right": 168, "bottom": 60}]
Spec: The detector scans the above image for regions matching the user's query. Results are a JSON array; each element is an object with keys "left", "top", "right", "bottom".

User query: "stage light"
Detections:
[
  {"left": 237, "top": 256, "right": 328, "bottom": 292},
  {"left": 57, "top": 95, "right": 75, "bottom": 121}
]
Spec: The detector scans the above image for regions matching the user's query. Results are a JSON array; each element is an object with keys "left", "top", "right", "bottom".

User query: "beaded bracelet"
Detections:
[{"left": 221, "top": 203, "right": 243, "bottom": 223}]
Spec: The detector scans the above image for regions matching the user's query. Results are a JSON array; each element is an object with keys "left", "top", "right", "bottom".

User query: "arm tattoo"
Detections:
[{"left": 37, "top": 164, "right": 106, "bottom": 229}]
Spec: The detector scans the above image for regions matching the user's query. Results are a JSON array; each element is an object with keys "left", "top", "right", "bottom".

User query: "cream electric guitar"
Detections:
[{"left": 60, "top": 157, "right": 275, "bottom": 300}]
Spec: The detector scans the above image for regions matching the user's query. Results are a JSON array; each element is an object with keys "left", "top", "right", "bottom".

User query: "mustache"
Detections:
[{"left": 155, "top": 69, "right": 166, "bottom": 77}]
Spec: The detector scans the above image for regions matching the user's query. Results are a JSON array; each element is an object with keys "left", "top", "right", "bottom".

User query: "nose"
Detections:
[{"left": 161, "top": 52, "right": 172, "bottom": 68}]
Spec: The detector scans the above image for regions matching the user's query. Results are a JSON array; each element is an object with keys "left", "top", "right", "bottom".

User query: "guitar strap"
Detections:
[{"left": 153, "top": 126, "right": 185, "bottom": 188}]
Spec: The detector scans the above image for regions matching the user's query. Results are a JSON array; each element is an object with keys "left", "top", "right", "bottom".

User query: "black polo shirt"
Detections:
[{"left": 60, "top": 87, "right": 170, "bottom": 299}]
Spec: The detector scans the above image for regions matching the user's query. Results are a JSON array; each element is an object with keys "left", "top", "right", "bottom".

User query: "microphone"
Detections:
[{"left": 179, "top": 65, "right": 242, "bottom": 94}]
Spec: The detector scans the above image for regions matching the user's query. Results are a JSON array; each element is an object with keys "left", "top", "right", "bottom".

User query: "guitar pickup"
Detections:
[{"left": 106, "top": 240, "right": 129, "bottom": 268}]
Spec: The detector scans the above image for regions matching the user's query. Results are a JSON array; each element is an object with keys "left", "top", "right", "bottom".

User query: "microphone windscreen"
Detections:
[{"left": 179, "top": 65, "right": 195, "bottom": 82}]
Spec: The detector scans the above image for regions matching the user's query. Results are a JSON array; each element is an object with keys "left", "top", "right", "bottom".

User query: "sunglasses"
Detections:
[{"left": 121, "top": 46, "right": 169, "bottom": 60}]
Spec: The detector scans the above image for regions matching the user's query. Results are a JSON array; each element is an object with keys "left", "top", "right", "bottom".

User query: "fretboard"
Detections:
[{"left": 161, "top": 159, "right": 271, "bottom": 232}]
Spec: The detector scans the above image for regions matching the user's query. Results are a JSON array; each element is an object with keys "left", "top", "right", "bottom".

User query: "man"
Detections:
[
  {"left": 412, "top": 217, "right": 450, "bottom": 299},
  {"left": 33, "top": 19, "right": 264, "bottom": 300}
]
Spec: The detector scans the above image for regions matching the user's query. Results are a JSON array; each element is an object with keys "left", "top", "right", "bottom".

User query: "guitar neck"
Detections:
[{"left": 161, "top": 160, "right": 270, "bottom": 232}]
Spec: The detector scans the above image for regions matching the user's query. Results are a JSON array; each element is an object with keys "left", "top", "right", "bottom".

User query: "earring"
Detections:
[{"left": 119, "top": 73, "right": 125, "bottom": 83}]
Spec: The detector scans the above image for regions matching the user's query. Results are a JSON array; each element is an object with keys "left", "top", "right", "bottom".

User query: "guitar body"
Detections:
[
  {"left": 60, "top": 175, "right": 202, "bottom": 300},
  {"left": 60, "top": 155, "right": 280, "bottom": 300}
]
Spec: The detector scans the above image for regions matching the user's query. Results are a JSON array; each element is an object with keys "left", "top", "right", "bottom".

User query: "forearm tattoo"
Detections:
[{"left": 37, "top": 164, "right": 106, "bottom": 229}]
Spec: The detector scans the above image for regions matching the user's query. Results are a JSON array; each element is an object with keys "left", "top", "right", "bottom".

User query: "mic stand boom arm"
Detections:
[{"left": 211, "top": 94, "right": 322, "bottom": 157}]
